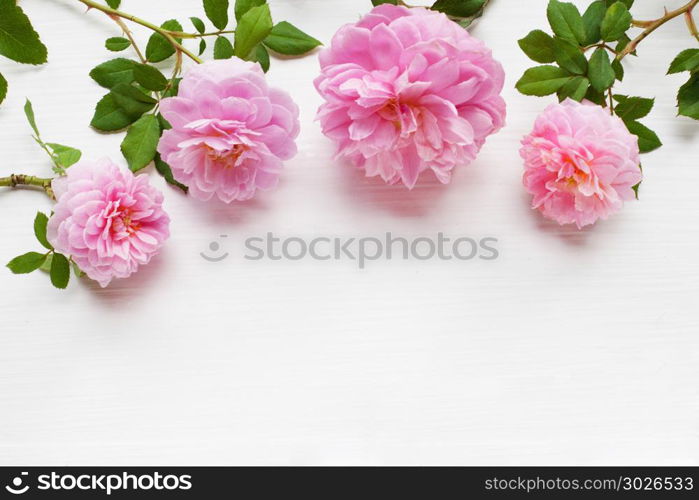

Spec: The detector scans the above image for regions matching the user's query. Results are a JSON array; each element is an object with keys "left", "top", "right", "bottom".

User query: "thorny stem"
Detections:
[
  {"left": 114, "top": 16, "right": 146, "bottom": 63},
  {"left": 686, "top": 11, "right": 699, "bottom": 42},
  {"left": 76, "top": 0, "right": 203, "bottom": 63},
  {"left": 619, "top": 0, "right": 699, "bottom": 61},
  {"left": 0, "top": 175, "right": 55, "bottom": 199},
  {"left": 156, "top": 50, "right": 183, "bottom": 109}
]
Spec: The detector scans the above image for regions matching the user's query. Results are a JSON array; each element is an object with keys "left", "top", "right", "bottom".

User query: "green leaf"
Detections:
[
  {"left": 203, "top": 0, "right": 229, "bottom": 30},
  {"left": 106, "top": 0, "right": 121, "bottom": 8},
  {"left": 190, "top": 16, "right": 206, "bottom": 34},
  {"left": 89, "top": 58, "right": 138, "bottom": 89},
  {"left": 234, "top": 4, "right": 273, "bottom": 59},
  {"left": 162, "top": 77, "right": 181, "bottom": 98},
  {"left": 516, "top": 65, "right": 572, "bottom": 96},
  {"left": 582, "top": 1, "right": 606, "bottom": 45},
  {"left": 588, "top": 51, "right": 615, "bottom": 90},
  {"left": 0, "top": 72, "right": 6, "bottom": 105},
  {"left": 72, "top": 261, "right": 85, "bottom": 278},
  {"left": 431, "top": 0, "right": 485, "bottom": 17},
  {"left": 612, "top": 58, "right": 624, "bottom": 81},
  {"left": 254, "top": 43, "right": 270, "bottom": 72},
  {"left": 110, "top": 83, "right": 156, "bottom": 118},
  {"left": 50, "top": 253, "right": 70, "bottom": 289},
  {"left": 133, "top": 63, "right": 168, "bottom": 91},
  {"left": 121, "top": 114, "right": 161, "bottom": 172},
  {"left": 546, "top": 0, "right": 586, "bottom": 45},
  {"left": 601, "top": 1, "right": 631, "bottom": 42},
  {"left": 23, "top": 98, "right": 40, "bottom": 137},
  {"left": 33, "top": 212, "right": 52, "bottom": 250},
  {"left": 40, "top": 253, "right": 52, "bottom": 273},
  {"left": 7, "top": 252, "right": 47, "bottom": 274},
  {"left": 372, "top": 0, "right": 398, "bottom": 5},
  {"left": 90, "top": 93, "right": 139, "bottom": 131},
  {"left": 625, "top": 120, "right": 661, "bottom": 153},
  {"left": 198, "top": 39, "right": 207, "bottom": 56},
  {"left": 677, "top": 73, "right": 699, "bottom": 120},
  {"left": 154, "top": 154, "right": 188, "bottom": 193},
  {"left": 632, "top": 181, "right": 640, "bottom": 199},
  {"left": 668, "top": 49, "right": 699, "bottom": 74},
  {"left": 263, "top": 21, "right": 322, "bottom": 56},
  {"left": 105, "top": 37, "right": 131, "bottom": 52},
  {"left": 613, "top": 95, "right": 654, "bottom": 120},
  {"left": 585, "top": 85, "right": 605, "bottom": 105},
  {"left": 146, "top": 19, "right": 183, "bottom": 63},
  {"left": 553, "top": 37, "right": 587, "bottom": 75},
  {"left": 46, "top": 143, "right": 82, "bottom": 168},
  {"left": 235, "top": 0, "right": 266, "bottom": 21},
  {"left": 214, "top": 36, "right": 234, "bottom": 59},
  {"left": 157, "top": 112, "right": 171, "bottom": 131},
  {"left": 557, "top": 76, "right": 589, "bottom": 102},
  {"left": 588, "top": 47, "right": 615, "bottom": 92},
  {"left": 0, "top": 0, "right": 48, "bottom": 64},
  {"left": 518, "top": 30, "right": 556, "bottom": 64}
]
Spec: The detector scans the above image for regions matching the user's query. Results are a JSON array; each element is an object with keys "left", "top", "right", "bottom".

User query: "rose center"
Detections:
[
  {"left": 205, "top": 143, "right": 248, "bottom": 168},
  {"left": 378, "top": 97, "right": 409, "bottom": 129},
  {"left": 105, "top": 202, "right": 140, "bottom": 237}
]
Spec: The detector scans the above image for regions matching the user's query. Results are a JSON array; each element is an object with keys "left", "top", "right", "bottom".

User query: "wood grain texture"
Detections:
[{"left": 0, "top": 0, "right": 697, "bottom": 465}]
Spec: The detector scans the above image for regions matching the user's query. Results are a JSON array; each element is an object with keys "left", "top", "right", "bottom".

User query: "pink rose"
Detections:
[
  {"left": 158, "top": 59, "right": 300, "bottom": 203},
  {"left": 314, "top": 4, "right": 506, "bottom": 188},
  {"left": 47, "top": 159, "right": 170, "bottom": 287},
  {"left": 521, "top": 99, "right": 643, "bottom": 229}
]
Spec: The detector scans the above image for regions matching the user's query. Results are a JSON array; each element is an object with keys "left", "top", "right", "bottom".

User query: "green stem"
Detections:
[
  {"left": 0, "top": 175, "right": 55, "bottom": 199},
  {"left": 76, "top": 0, "right": 203, "bottom": 63},
  {"left": 33, "top": 136, "right": 62, "bottom": 172},
  {"left": 620, "top": 0, "right": 699, "bottom": 60},
  {"left": 607, "top": 88, "right": 615, "bottom": 115},
  {"left": 583, "top": 42, "right": 617, "bottom": 54}
]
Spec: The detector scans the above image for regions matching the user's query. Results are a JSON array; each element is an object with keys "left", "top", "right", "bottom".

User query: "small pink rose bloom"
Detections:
[
  {"left": 47, "top": 159, "right": 170, "bottom": 287},
  {"left": 521, "top": 99, "right": 643, "bottom": 229},
  {"left": 314, "top": 4, "right": 506, "bottom": 188},
  {"left": 158, "top": 59, "right": 300, "bottom": 203}
]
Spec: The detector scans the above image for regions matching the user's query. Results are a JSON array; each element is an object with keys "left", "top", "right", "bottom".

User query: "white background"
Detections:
[{"left": 0, "top": 0, "right": 697, "bottom": 465}]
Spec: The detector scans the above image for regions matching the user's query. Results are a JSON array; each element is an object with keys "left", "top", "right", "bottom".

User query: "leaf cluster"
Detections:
[
  {"left": 88, "top": 0, "right": 322, "bottom": 191},
  {"left": 6, "top": 212, "right": 79, "bottom": 289},
  {"left": 516, "top": 1, "right": 661, "bottom": 154}
]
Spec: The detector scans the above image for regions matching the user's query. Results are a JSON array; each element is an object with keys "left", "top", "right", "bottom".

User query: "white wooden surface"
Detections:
[{"left": 0, "top": 0, "right": 697, "bottom": 465}]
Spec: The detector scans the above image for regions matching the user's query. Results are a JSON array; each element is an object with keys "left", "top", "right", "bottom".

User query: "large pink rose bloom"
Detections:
[
  {"left": 521, "top": 99, "right": 642, "bottom": 229},
  {"left": 314, "top": 4, "right": 506, "bottom": 188},
  {"left": 158, "top": 59, "right": 300, "bottom": 202},
  {"left": 47, "top": 159, "right": 170, "bottom": 287}
]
